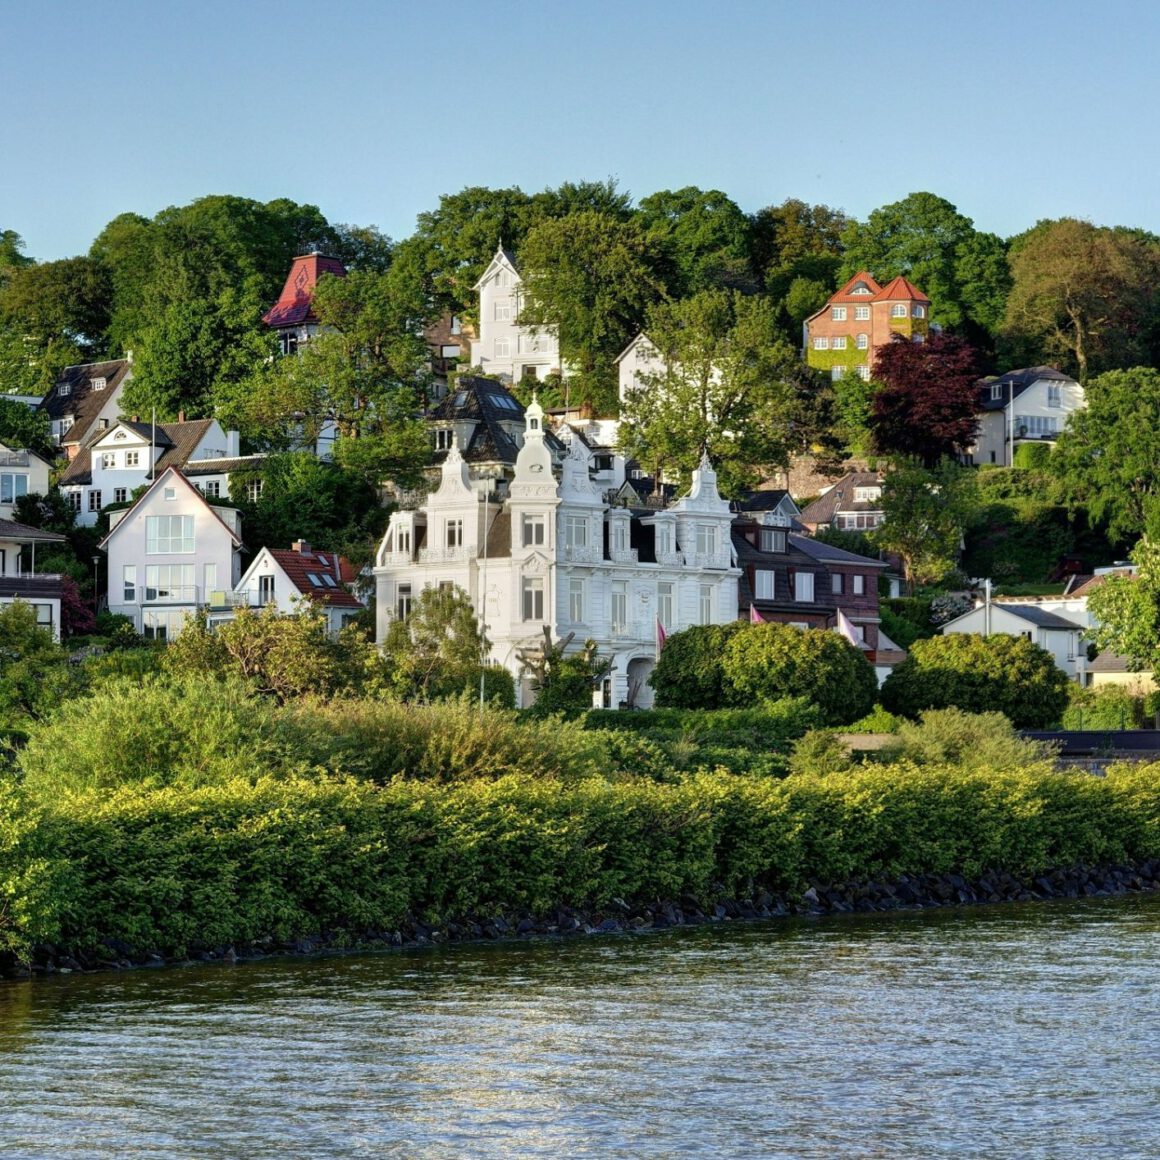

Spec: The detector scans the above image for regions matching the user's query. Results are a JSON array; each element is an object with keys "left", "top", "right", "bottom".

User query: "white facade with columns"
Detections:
[{"left": 374, "top": 399, "right": 740, "bottom": 708}]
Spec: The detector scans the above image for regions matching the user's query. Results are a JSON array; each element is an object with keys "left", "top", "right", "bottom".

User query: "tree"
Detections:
[
  {"left": 870, "top": 333, "right": 981, "bottom": 465},
  {"left": 875, "top": 460, "right": 976, "bottom": 589},
  {"left": 648, "top": 622, "right": 748, "bottom": 708},
  {"left": 517, "top": 626, "right": 611, "bottom": 718},
  {"left": 0, "top": 229, "right": 33, "bottom": 289},
  {"left": 0, "top": 600, "right": 74, "bottom": 728},
  {"left": 749, "top": 198, "right": 847, "bottom": 298},
  {"left": 618, "top": 290, "right": 799, "bottom": 495},
  {"left": 830, "top": 368, "right": 876, "bottom": 456},
  {"left": 382, "top": 584, "right": 490, "bottom": 701},
  {"left": 1051, "top": 366, "right": 1160, "bottom": 543},
  {"left": 517, "top": 210, "right": 668, "bottom": 414},
  {"left": 880, "top": 634, "right": 1070, "bottom": 728},
  {"left": 1084, "top": 538, "right": 1160, "bottom": 682},
  {"left": 840, "top": 192, "right": 1011, "bottom": 340},
  {"left": 1001, "top": 218, "right": 1160, "bottom": 379},
  {"left": 637, "top": 186, "right": 752, "bottom": 295},
  {"left": 721, "top": 622, "right": 877, "bottom": 726},
  {"left": 0, "top": 397, "right": 51, "bottom": 454}
]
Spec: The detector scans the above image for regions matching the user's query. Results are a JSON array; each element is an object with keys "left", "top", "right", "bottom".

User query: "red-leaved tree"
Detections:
[{"left": 870, "top": 334, "right": 981, "bottom": 466}]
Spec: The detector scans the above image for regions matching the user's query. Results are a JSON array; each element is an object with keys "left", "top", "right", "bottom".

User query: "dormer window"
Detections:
[
  {"left": 991, "top": 384, "right": 1003, "bottom": 400},
  {"left": 434, "top": 429, "right": 453, "bottom": 451},
  {"left": 854, "top": 487, "right": 881, "bottom": 504},
  {"left": 58, "top": 383, "right": 72, "bottom": 397},
  {"left": 760, "top": 528, "right": 786, "bottom": 553},
  {"left": 851, "top": 282, "right": 871, "bottom": 295},
  {"left": 91, "top": 377, "right": 106, "bottom": 391}
]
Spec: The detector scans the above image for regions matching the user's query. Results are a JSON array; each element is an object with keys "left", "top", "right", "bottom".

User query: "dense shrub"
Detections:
[
  {"left": 648, "top": 622, "right": 747, "bottom": 708},
  {"left": 846, "top": 704, "right": 904, "bottom": 733},
  {"left": 721, "top": 623, "right": 877, "bottom": 725},
  {"left": 880, "top": 708, "right": 1057, "bottom": 771},
  {"left": 880, "top": 634, "right": 1071, "bottom": 728},
  {"left": 1062, "top": 685, "right": 1147, "bottom": 731},
  {"left": 1013, "top": 442, "right": 1052, "bottom": 470}
]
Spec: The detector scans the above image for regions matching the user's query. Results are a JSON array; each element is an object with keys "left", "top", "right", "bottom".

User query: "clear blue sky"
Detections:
[{"left": 4, "top": 0, "right": 1157, "bottom": 260}]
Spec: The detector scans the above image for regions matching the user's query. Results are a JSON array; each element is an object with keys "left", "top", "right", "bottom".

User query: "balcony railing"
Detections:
[
  {"left": 562, "top": 544, "right": 602, "bottom": 564},
  {"left": 686, "top": 550, "right": 732, "bottom": 570},
  {"left": 418, "top": 546, "right": 470, "bottom": 564},
  {"left": 609, "top": 547, "right": 639, "bottom": 565},
  {"left": 655, "top": 550, "right": 683, "bottom": 568}
]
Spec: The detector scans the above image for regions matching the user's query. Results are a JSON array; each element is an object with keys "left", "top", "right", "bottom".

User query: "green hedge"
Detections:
[{"left": 4, "top": 762, "right": 1160, "bottom": 961}]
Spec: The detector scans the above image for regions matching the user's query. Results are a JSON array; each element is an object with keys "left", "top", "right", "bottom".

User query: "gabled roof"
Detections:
[
  {"left": 39, "top": 358, "right": 131, "bottom": 446},
  {"left": 1067, "top": 569, "right": 1134, "bottom": 600},
  {"left": 430, "top": 376, "right": 564, "bottom": 466},
  {"left": 992, "top": 603, "right": 1082, "bottom": 630},
  {"left": 264, "top": 547, "right": 364, "bottom": 609},
  {"left": 977, "top": 366, "right": 1078, "bottom": 411},
  {"left": 98, "top": 466, "right": 243, "bottom": 550},
  {"left": 472, "top": 244, "right": 520, "bottom": 291},
  {"left": 826, "top": 271, "right": 883, "bottom": 304},
  {"left": 58, "top": 418, "right": 221, "bottom": 486},
  {"left": 262, "top": 253, "right": 347, "bottom": 329},
  {"left": 873, "top": 275, "right": 930, "bottom": 304},
  {"left": 798, "top": 473, "right": 884, "bottom": 524},
  {"left": 0, "top": 518, "right": 67, "bottom": 544},
  {"left": 735, "top": 488, "right": 800, "bottom": 515},
  {"left": 614, "top": 332, "right": 659, "bottom": 364}
]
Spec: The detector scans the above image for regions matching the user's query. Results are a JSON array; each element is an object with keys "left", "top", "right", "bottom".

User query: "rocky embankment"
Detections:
[{"left": 8, "top": 859, "right": 1160, "bottom": 980}]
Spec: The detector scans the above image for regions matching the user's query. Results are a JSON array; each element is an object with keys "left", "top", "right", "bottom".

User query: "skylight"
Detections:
[{"left": 305, "top": 572, "right": 323, "bottom": 586}]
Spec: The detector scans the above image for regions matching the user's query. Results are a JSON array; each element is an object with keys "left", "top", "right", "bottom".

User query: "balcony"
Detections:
[
  {"left": 418, "top": 546, "right": 470, "bottom": 564},
  {"left": 142, "top": 585, "right": 200, "bottom": 605},
  {"left": 655, "top": 550, "right": 683, "bottom": 569},
  {"left": 609, "top": 547, "right": 639, "bottom": 565},
  {"left": 686, "top": 550, "right": 732, "bottom": 570},
  {"left": 0, "top": 451, "right": 31, "bottom": 467},
  {"left": 562, "top": 544, "right": 602, "bottom": 564}
]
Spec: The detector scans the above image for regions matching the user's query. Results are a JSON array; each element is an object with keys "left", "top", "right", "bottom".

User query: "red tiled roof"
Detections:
[
  {"left": 1068, "top": 570, "right": 1135, "bottom": 600},
  {"left": 262, "top": 253, "right": 348, "bottom": 328},
  {"left": 872, "top": 275, "right": 930, "bottom": 304},
  {"left": 269, "top": 547, "right": 364, "bottom": 608},
  {"left": 826, "top": 271, "right": 883, "bottom": 304}
]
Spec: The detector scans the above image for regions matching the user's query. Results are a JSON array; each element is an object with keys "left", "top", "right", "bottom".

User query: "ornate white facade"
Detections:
[{"left": 375, "top": 400, "right": 740, "bottom": 708}]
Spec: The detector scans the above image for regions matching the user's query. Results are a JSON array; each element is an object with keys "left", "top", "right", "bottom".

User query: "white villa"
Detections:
[
  {"left": 375, "top": 398, "right": 740, "bottom": 708},
  {"left": 468, "top": 245, "right": 562, "bottom": 383},
  {"left": 971, "top": 366, "right": 1085, "bottom": 466},
  {"left": 230, "top": 542, "right": 364, "bottom": 634}
]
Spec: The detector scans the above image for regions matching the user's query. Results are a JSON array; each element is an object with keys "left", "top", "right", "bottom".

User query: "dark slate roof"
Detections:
[
  {"left": 151, "top": 420, "right": 217, "bottom": 476},
  {"left": 798, "top": 473, "right": 884, "bottom": 524},
  {"left": 977, "top": 366, "right": 1075, "bottom": 411},
  {"left": 182, "top": 455, "right": 266, "bottom": 477},
  {"left": 430, "top": 376, "right": 563, "bottom": 466},
  {"left": 995, "top": 603, "right": 1082, "bottom": 630},
  {"left": 0, "top": 518, "right": 67, "bottom": 543},
  {"left": 735, "top": 488, "right": 794, "bottom": 513},
  {"left": 39, "top": 359, "right": 131, "bottom": 446},
  {"left": 793, "top": 534, "right": 888, "bottom": 568}
]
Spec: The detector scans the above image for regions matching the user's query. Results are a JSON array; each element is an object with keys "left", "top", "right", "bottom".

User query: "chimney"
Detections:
[
  {"left": 131, "top": 415, "right": 139, "bottom": 423},
  {"left": 292, "top": 540, "right": 310, "bottom": 555},
  {"left": 226, "top": 430, "right": 240, "bottom": 458},
  {"left": 177, "top": 410, "right": 185, "bottom": 423}
]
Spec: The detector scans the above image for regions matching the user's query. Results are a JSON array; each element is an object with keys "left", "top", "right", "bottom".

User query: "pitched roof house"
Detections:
[
  {"left": 39, "top": 358, "right": 132, "bottom": 458},
  {"left": 0, "top": 518, "right": 68, "bottom": 640},
  {"left": 262, "top": 252, "right": 348, "bottom": 351},
  {"left": 969, "top": 366, "right": 1084, "bottom": 466},
  {"left": 798, "top": 472, "right": 885, "bottom": 534}
]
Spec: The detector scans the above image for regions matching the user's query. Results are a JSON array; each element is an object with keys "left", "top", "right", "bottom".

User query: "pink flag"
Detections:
[
  {"left": 656, "top": 617, "right": 667, "bottom": 651},
  {"left": 836, "top": 608, "right": 862, "bottom": 646},
  {"left": 750, "top": 603, "right": 765, "bottom": 624}
]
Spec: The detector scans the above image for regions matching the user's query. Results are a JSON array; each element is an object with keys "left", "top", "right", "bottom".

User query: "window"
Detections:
[
  {"left": 58, "top": 383, "right": 72, "bottom": 397},
  {"left": 522, "top": 514, "right": 545, "bottom": 547},
  {"left": 202, "top": 480, "right": 220, "bottom": 498},
  {"left": 831, "top": 306, "right": 847, "bottom": 321},
  {"left": 698, "top": 584, "right": 713, "bottom": 625},
  {"left": 123, "top": 565, "right": 136, "bottom": 603},
  {"left": 397, "top": 525, "right": 412, "bottom": 554},
  {"left": 565, "top": 515, "right": 588, "bottom": 549},
  {"left": 280, "top": 333, "right": 298, "bottom": 357},
  {"left": 258, "top": 574, "right": 275, "bottom": 604},
  {"left": 831, "top": 336, "right": 847, "bottom": 350},
  {"left": 98, "top": 419, "right": 109, "bottom": 430},
  {"left": 913, "top": 305, "right": 925, "bottom": 318},
  {"left": 146, "top": 514, "right": 194, "bottom": 554},
  {"left": 163, "top": 487, "right": 176, "bottom": 501},
  {"left": 755, "top": 570, "right": 774, "bottom": 600},
  {"left": 434, "top": 428, "right": 453, "bottom": 450},
  {"left": 794, "top": 572, "right": 815, "bottom": 602},
  {"left": 854, "top": 487, "right": 881, "bottom": 503},
  {"left": 494, "top": 300, "right": 511, "bottom": 322},
  {"left": 0, "top": 473, "right": 28, "bottom": 504},
  {"left": 831, "top": 366, "right": 843, "bottom": 382},
  {"left": 991, "top": 383, "right": 1004, "bottom": 401},
  {"left": 853, "top": 574, "right": 865, "bottom": 595},
  {"left": 100, "top": 453, "right": 116, "bottom": 469},
  {"left": 246, "top": 479, "right": 264, "bottom": 502},
  {"left": 494, "top": 338, "right": 511, "bottom": 358},
  {"left": 856, "top": 333, "right": 869, "bottom": 350},
  {"left": 145, "top": 564, "right": 195, "bottom": 601},
  {"left": 657, "top": 582, "right": 674, "bottom": 630},
  {"left": 760, "top": 528, "right": 786, "bottom": 553},
  {"left": 812, "top": 337, "right": 829, "bottom": 350},
  {"left": 655, "top": 523, "right": 673, "bottom": 556},
  {"left": 394, "top": 583, "right": 413, "bottom": 619},
  {"left": 143, "top": 610, "right": 188, "bottom": 641},
  {"left": 832, "top": 574, "right": 843, "bottom": 595},
  {"left": 91, "top": 377, "right": 106, "bottom": 390},
  {"left": 1047, "top": 384, "right": 1062, "bottom": 408},
  {"left": 521, "top": 333, "right": 543, "bottom": 354},
  {"left": 1020, "top": 415, "right": 1059, "bottom": 437},
  {"left": 857, "top": 365, "right": 871, "bottom": 381},
  {"left": 113, "top": 488, "right": 127, "bottom": 504},
  {"left": 126, "top": 451, "right": 140, "bottom": 467},
  {"left": 695, "top": 524, "right": 718, "bottom": 557},
  {"left": 569, "top": 578, "right": 585, "bottom": 623},
  {"left": 68, "top": 491, "right": 81, "bottom": 513},
  {"left": 88, "top": 490, "right": 102, "bottom": 512},
  {"left": 446, "top": 519, "right": 463, "bottom": 548},
  {"left": 522, "top": 576, "right": 544, "bottom": 621},
  {"left": 854, "top": 305, "right": 870, "bottom": 321},
  {"left": 611, "top": 581, "right": 628, "bottom": 632},
  {"left": 612, "top": 520, "right": 629, "bottom": 554},
  {"left": 891, "top": 303, "right": 907, "bottom": 318}
]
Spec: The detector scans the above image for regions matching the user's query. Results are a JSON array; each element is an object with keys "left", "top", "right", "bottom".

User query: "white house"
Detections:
[
  {"left": 468, "top": 245, "right": 562, "bottom": 383},
  {"left": 375, "top": 398, "right": 740, "bottom": 708},
  {"left": 0, "top": 518, "right": 68, "bottom": 639},
  {"left": 971, "top": 366, "right": 1084, "bottom": 466},
  {"left": 615, "top": 332, "right": 665, "bottom": 405},
  {"left": 100, "top": 467, "right": 244, "bottom": 640},
  {"left": 38, "top": 358, "right": 132, "bottom": 458},
  {"left": 59, "top": 418, "right": 259, "bottom": 527},
  {"left": 230, "top": 542, "right": 364, "bottom": 634},
  {"left": 0, "top": 443, "right": 52, "bottom": 519},
  {"left": 940, "top": 603, "right": 1086, "bottom": 681}
]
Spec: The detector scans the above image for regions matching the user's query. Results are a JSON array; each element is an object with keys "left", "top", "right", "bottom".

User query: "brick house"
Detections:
[{"left": 804, "top": 272, "right": 931, "bottom": 381}]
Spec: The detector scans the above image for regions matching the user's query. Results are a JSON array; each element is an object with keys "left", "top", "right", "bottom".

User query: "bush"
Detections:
[
  {"left": 721, "top": 623, "right": 878, "bottom": 725},
  {"left": 846, "top": 704, "right": 903, "bottom": 733},
  {"left": 787, "top": 730, "right": 852, "bottom": 777},
  {"left": 880, "top": 634, "right": 1071, "bottom": 728},
  {"left": 880, "top": 708, "right": 1056, "bottom": 771},
  {"left": 1062, "top": 686, "right": 1146, "bottom": 731},
  {"left": 1012, "top": 442, "right": 1052, "bottom": 470},
  {"left": 648, "top": 622, "right": 747, "bottom": 708}
]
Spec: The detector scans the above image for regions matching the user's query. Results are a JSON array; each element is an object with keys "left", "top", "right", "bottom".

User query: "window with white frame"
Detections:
[
  {"left": 831, "top": 336, "right": 847, "bottom": 350},
  {"left": 204, "top": 563, "right": 218, "bottom": 596},
  {"left": 246, "top": 479, "right": 263, "bottom": 502},
  {"left": 854, "top": 487, "right": 881, "bottom": 503},
  {"left": 891, "top": 303, "right": 907, "bottom": 318},
  {"left": 126, "top": 450, "right": 140, "bottom": 467},
  {"left": 494, "top": 300, "right": 511, "bottom": 322},
  {"left": 68, "top": 492, "right": 81, "bottom": 512},
  {"left": 113, "top": 487, "right": 127, "bottom": 504},
  {"left": 145, "top": 563, "right": 194, "bottom": 602},
  {"left": 88, "top": 490, "right": 102, "bottom": 512},
  {"left": 831, "top": 367, "right": 844, "bottom": 382},
  {"left": 91, "top": 377, "right": 106, "bottom": 390},
  {"left": 612, "top": 520, "right": 629, "bottom": 553},
  {"left": 100, "top": 453, "right": 116, "bottom": 469},
  {"left": 446, "top": 518, "right": 463, "bottom": 548},
  {"left": 755, "top": 570, "right": 774, "bottom": 600},
  {"left": 123, "top": 565, "right": 136, "bottom": 603},
  {"left": 854, "top": 305, "right": 870, "bottom": 321},
  {"left": 611, "top": 581, "right": 628, "bottom": 632},
  {"left": 142, "top": 610, "right": 188, "bottom": 641},
  {"left": 1047, "top": 384, "right": 1062, "bottom": 407},
  {"left": 655, "top": 523, "right": 673, "bottom": 556},
  {"left": 522, "top": 575, "right": 544, "bottom": 621},
  {"left": 522, "top": 514, "right": 545, "bottom": 547},
  {"left": 58, "top": 383, "right": 71, "bottom": 397},
  {"left": 794, "top": 572, "right": 815, "bottom": 602},
  {"left": 831, "top": 306, "right": 847, "bottom": 321},
  {"left": 856, "top": 333, "right": 869, "bottom": 350},
  {"left": 853, "top": 574, "right": 865, "bottom": 595},
  {"left": 569, "top": 578, "right": 585, "bottom": 623},
  {"left": 913, "top": 305, "right": 925, "bottom": 318},
  {"left": 695, "top": 524, "right": 718, "bottom": 557},
  {"left": 698, "top": 584, "right": 713, "bottom": 625},
  {"left": 832, "top": 573, "right": 843, "bottom": 595},
  {"left": 258, "top": 574, "right": 275, "bottom": 604},
  {"left": 145, "top": 514, "right": 194, "bottom": 553},
  {"left": 202, "top": 480, "right": 220, "bottom": 498},
  {"left": 760, "top": 528, "right": 786, "bottom": 553},
  {"left": 494, "top": 338, "right": 511, "bottom": 358},
  {"left": 657, "top": 582, "right": 674, "bottom": 630},
  {"left": 857, "top": 365, "right": 871, "bottom": 381},
  {"left": 434, "top": 428, "right": 453, "bottom": 450},
  {"left": 991, "top": 383, "right": 1003, "bottom": 400},
  {"left": 397, "top": 525, "right": 412, "bottom": 554},
  {"left": 396, "top": 582, "right": 412, "bottom": 620},
  {"left": 0, "top": 473, "right": 28, "bottom": 504},
  {"left": 813, "top": 336, "right": 829, "bottom": 350},
  {"left": 1020, "top": 415, "right": 1059, "bottom": 437},
  {"left": 565, "top": 514, "right": 588, "bottom": 549}
]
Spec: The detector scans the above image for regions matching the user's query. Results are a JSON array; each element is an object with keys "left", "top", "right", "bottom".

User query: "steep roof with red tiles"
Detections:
[
  {"left": 262, "top": 253, "right": 348, "bottom": 328},
  {"left": 825, "top": 272, "right": 883, "bottom": 304},
  {"left": 268, "top": 544, "right": 364, "bottom": 608},
  {"left": 872, "top": 275, "right": 930, "bottom": 304}
]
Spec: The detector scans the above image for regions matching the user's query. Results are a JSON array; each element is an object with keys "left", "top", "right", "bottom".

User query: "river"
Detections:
[{"left": 1, "top": 894, "right": 1158, "bottom": 1158}]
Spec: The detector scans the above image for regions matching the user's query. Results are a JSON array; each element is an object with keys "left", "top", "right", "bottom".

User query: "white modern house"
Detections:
[
  {"left": 59, "top": 418, "right": 260, "bottom": 527},
  {"left": 0, "top": 518, "right": 68, "bottom": 639},
  {"left": 970, "top": 366, "right": 1084, "bottom": 466},
  {"left": 100, "top": 467, "right": 244, "bottom": 639},
  {"left": 468, "top": 245, "right": 562, "bottom": 383},
  {"left": 615, "top": 332, "right": 665, "bottom": 404},
  {"left": 230, "top": 542, "right": 364, "bottom": 634},
  {"left": 0, "top": 442, "right": 52, "bottom": 519},
  {"left": 375, "top": 398, "right": 740, "bottom": 708}
]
